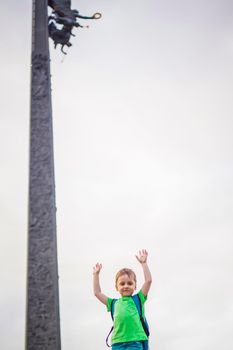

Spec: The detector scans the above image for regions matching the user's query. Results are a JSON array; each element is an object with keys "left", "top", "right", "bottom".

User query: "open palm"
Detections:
[{"left": 136, "top": 249, "right": 148, "bottom": 264}]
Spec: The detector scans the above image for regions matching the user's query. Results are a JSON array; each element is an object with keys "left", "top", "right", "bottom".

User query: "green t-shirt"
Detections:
[{"left": 107, "top": 290, "right": 148, "bottom": 344}]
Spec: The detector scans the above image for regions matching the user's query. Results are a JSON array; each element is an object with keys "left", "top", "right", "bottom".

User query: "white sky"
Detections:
[{"left": 1, "top": 0, "right": 233, "bottom": 349}]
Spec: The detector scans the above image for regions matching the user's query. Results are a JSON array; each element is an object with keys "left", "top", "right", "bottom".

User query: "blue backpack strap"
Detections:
[
  {"left": 132, "top": 294, "right": 142, "bottom": 315},
  {"left": 106, "top": 299, "right": 117, "bottom": 347},
  {"left": 132, "top": 294, "right": 150, "bottom": 350},
  {"left": 132, "top": 294, "right": 150, "bottom": 337},
  {"left": 110, "top": 298, "right": 117, "bottom": 320}
]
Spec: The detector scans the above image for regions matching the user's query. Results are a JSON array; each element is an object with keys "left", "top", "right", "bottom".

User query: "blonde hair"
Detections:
[{"left": 115, "top": 268, "right": 137, "bottom": 289}]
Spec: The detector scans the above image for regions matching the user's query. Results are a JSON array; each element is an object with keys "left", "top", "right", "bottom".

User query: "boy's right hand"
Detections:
[
  {"left": 93, "top": 262, "right": 102, "bottom": 274},
  {"left": 93, "top": 262, "right": 108, "bottom": 305}
]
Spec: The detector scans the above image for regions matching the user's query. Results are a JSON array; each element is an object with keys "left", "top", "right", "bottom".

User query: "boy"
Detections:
[{"left": 93, "top": 249, "right": 152, "bottom": 350}]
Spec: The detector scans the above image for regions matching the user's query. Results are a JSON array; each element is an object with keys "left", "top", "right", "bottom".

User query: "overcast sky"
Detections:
[{"left": 1, "top": 0, "right": 233, "bottom": 349}]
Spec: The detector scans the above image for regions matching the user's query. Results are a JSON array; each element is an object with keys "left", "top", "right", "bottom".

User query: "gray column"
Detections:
[{"left": 26, "top": 0, "right": 61, "bottom": 349}]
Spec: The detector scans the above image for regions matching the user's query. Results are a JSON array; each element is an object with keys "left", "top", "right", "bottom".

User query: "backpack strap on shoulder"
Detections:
[
  {"left": 110, "top": 298, "right": 117, "bottom": 321},
  {"left": 132, "top": 294, "right": 150, "bottom": 337},
  {"left": 132, "top": 294, "right": 142, "bottom": 316}
]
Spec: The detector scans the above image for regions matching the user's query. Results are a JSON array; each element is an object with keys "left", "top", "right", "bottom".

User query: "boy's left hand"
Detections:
[{"left": 136, "top": 249, "right": 148, "bottom": 264}]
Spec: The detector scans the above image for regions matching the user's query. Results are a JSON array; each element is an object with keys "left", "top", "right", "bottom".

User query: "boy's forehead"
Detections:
[{"left": 117, "top": 274, "right": 134, "bottom": 282}]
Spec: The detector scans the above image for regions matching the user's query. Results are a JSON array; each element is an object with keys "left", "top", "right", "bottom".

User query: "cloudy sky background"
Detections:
[{"left": 1, "top": 0, "right": 233, "bottom": 349}]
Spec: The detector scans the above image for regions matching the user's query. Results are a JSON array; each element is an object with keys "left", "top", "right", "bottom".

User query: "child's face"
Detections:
[{"left": 116, "top": 274, "right": 136, "bottom": 296}]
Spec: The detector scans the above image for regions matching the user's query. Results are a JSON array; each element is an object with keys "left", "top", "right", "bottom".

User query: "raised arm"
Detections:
[
  {"left": 93, "top": 263, "right": 108, "bottom": 305},
  {"left": 136, "top": 249, "right": 152, "bottom": 296}
]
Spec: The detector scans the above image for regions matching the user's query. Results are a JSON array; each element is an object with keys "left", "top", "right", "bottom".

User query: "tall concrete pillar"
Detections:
[{"left": 26, "top": 1, "right": 61, "bottom": 349}]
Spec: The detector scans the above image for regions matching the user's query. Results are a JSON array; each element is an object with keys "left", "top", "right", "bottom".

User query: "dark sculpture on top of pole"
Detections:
[{"left": 48, "top": 0, "right": 101, "bottom": 54}]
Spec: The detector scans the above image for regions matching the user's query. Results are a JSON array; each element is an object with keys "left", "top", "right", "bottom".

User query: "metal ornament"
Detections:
[{"left": 48, "top": 0, "right": 102, "bottom": 54}]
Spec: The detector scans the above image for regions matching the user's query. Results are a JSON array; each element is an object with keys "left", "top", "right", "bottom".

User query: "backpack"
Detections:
[{"left": 106, "top": 293, "right": 150, "bottom": 350}]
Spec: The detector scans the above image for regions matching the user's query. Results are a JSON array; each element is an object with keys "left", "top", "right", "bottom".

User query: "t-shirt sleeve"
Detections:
[
  {"left": 138, "top": 290, "right": 147, "bottom": 318},
  {"left": 138, "top": 289, "right": 147, "bottom": 304},
  {"left": 107, "top": 297, "right": 113, "bottom": 312},
  {"left": 138, "top": 290, "right": 147, "bottom": 303}
]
